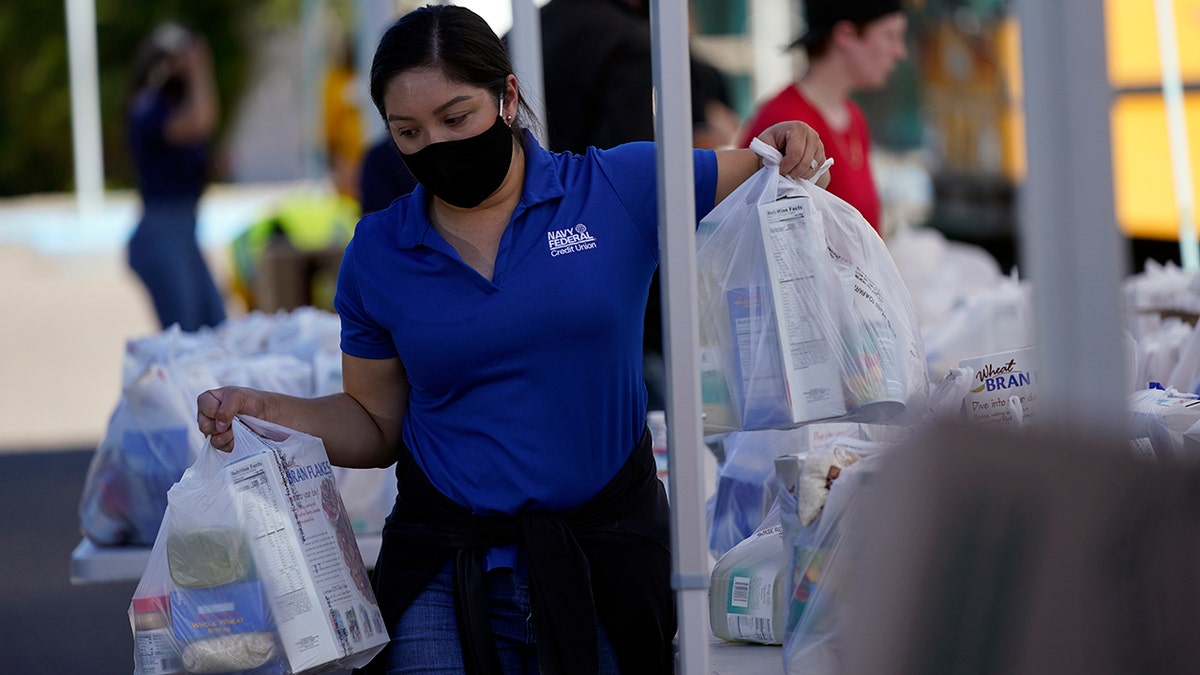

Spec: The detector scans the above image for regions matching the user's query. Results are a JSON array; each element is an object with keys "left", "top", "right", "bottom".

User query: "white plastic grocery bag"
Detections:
[
  {"left": 80, "top": 360, "right": 216, "bottom": 546},
  {"left": 697, "top": 139, "right": 928, "bottom": 432},
  {"left": 129, "top": 423, "right": 279, "bottom": 675},
  {"left": 129, "top": 416, "right": 387, "bottom": 675},
  {"left": 782, "top": 437, "right": 892, "bottom": 675}
]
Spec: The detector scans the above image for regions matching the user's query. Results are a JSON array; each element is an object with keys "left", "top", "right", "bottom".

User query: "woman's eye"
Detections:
[{"left": 445, "top": 114, "right": 466, "bottom": 127}]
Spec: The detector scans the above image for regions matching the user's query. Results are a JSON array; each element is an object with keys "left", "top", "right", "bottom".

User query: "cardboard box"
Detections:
[
  {"left": 959, "top": 346, "right": 1040, "bottom": 427},
  {"left": 226, "top": 421, "right": 387, "bottom": 673},
  {"left": 723, "top": 196, "right": 845, "bottom": 429}
]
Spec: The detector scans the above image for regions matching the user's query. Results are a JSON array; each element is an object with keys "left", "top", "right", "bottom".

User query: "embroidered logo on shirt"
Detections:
[{"left": 547, "top": 224, "right": 598, "bottom": 257}]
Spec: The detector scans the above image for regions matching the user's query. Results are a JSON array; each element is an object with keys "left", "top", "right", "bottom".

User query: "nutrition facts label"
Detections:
[
  {"left": 218, "top": 418, "right": 390, "bottom": 671},
  {"left": 229, "top": 458, "right": 311, "bottom": 622},
  {"left": 757, "top": 197, "right": 846, "bottom": 423}
]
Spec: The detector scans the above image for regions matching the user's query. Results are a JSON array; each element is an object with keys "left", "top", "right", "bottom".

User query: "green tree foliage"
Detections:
[
  {"left": 0, "top": 3, "right": 72, "bottom": 197},
  {"left": 0, "top": 0, "right": 278, "bottom": 197}
]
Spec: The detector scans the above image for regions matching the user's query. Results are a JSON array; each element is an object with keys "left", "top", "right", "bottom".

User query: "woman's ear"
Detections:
[{"left": 504, "top": 74, "right": 520, "bottom": 121}]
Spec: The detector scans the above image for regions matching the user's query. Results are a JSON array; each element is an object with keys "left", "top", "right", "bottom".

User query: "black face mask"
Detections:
[{"left": 399, "top": 115, "right": 514, "bottom": 209}]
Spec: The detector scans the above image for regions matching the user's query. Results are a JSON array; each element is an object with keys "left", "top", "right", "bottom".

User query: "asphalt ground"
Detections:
[{"left": 1, "top": 447, "right": 139, "bottom": 674}]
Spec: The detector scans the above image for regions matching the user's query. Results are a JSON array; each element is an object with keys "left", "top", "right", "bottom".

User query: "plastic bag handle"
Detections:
[
  {"left": 749, "top": 137, "right": 783, "bottom": 167},
  {"left": 748, "top": 137, "right": 834, "bottom": 196}
]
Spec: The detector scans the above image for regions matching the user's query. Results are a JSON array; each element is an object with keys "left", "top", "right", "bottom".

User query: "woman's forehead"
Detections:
[
  {"left": 388, "top": 67, "right": 459, "bottom": 94},
  {"left": 384, "top": 68, "right": 489, "bottom": 114}
]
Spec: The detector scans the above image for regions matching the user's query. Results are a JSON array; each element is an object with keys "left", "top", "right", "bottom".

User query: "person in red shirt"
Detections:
[{"left": 739, "top": 0, "right": 907, "bottom": 235}]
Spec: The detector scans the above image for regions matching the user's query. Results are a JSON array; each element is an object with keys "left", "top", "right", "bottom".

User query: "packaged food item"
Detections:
[
  {"left": 726, "top": 196, "right": 848, "bottom": 429},
  {"left": 710, "top": 524, "right": 790, "bottom": 645},
  {"left": 132, "top": 595, "right": 182, "bottom": 675},
  {"left": 959, "top": 346, "right": 1040, "bottom": 427},
  {"left": 166, "top": 527, "right": 250, "bottom": 588},
  {"left": 796, "top": 444, "right": 861, "bottom": 528},
  {"left": 178, "top": 633, "right": 280, "bottom": 674},
  {"left": 222, "top": 417, "right": 388, "bottom": 672},
  {"left": 169, "top": 580, "right": 277, "bottom": 673}
]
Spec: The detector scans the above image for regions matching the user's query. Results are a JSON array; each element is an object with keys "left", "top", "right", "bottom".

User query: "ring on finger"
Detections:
[{"left": 809, "top": 159, "right": 819, "bottom": 171}]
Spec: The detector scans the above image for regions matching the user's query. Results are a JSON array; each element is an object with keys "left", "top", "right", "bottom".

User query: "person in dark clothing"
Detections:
[
  {"left": 538, "top": 0, "right": 737, "bottom": 153},
  {"left": 690, "top": 57, "right": 740, "bottom": 151},
  {"left": 538, "top": 0, "right": 655, "bottom": 153},
  {"left": 196, "top": 5, "right": 828, "bottom": 673},
  {"left": 125, "top": 21, "right": 226, "bottom": 332},
  {"left": 359, "top": 135, "right": 419, "bottom": 215},
  {"left": 537, "top": 0, "right": 740, "bottom": 410}
]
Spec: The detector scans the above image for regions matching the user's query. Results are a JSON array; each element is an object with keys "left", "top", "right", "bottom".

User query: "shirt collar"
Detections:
[
  {"left": 392, "top": 186, "right": 430, "bottom": 250},
  {"left": 517, "top": 128, "right": 566, "bottom": 209}
]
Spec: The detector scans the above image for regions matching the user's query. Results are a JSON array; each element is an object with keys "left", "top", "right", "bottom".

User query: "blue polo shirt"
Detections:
[{"left": 336, "top": 132, "right": 718, "bottom": 516}]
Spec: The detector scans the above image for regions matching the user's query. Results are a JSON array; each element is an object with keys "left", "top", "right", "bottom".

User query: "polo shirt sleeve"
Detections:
[
  {"left": 334, "top": 237, "right": 399, "bottom": 359},
  {"left": 592, "top": 142, "right": 719, "bottom": 256}
]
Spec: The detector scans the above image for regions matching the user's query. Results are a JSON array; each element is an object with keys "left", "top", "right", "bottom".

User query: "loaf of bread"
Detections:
[
  {"left": 166, "top": 527, "right": 249, "bottom": 588},
  {"left": 180, "top": 631, "right": 277, "bottom": 673}
]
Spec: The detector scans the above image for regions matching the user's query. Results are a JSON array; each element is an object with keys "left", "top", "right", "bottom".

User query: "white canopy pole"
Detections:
[
  {"left": 64, "top": 0, "right": 105, "bottom": 221},
  {"left": 508, "top": 0, "right": 548, "bottom": 147},
  {"left": 1015, "top": 0, "right": 1128, "bottom": 430},
  {"left": 749, "top": 0, "right": 796, "bottom": 103},
  {"left": 301, "top": 0, "right": 326, "bottom": 180},
  {"left": 1153, "top": 0, "right": 1200, "bottom": 271},
  {"left": 649, "top": 1, "right": 711, "bottom": 673},
  {"left": 356, "top": 0, "right": 396, "bottom": 144}
]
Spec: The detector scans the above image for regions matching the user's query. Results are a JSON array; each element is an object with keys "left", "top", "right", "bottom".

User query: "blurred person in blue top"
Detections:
[
  {"left": 196, "top": 5, "right": 828, "bottom": 674},
  {"left": 125, "top": 21, "right": 226, "bottom": 332},
  {"left": 358, "top": 134, "right": 418, "bottom": 215}
]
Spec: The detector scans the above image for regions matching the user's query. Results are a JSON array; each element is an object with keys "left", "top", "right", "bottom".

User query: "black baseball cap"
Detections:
[{"left": 788, "top": 0, "right": 904, "bottom": 50}]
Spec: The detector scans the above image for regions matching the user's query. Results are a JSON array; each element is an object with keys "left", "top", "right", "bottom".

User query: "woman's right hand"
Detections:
[{"left": 197, "top": 386, "right": 266, "bottom": 452}]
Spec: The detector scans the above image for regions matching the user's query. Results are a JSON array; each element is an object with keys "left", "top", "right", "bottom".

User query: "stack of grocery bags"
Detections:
[
  {"left": 698, "top": 142, "right": 1200, "bottom": 673},
  {"left": 697, "top": 141, "right": 1051, "bottom": 672},
  {"left": 79, "top": 307, "right": 397, "bottom": 548},
  {"left": 1119, "top": 260, "right": 1200, "bottom": 462},
  {"left": 73, "top": 309, "right": 403, "bottom": 672},
  {"left": 74, "top": 308, "right": 397, "bottom": 673}
]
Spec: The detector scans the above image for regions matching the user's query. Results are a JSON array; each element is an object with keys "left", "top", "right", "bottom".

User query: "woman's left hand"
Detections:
[{"left": 759, "top": 121, "right": 831, "bottom": 189}]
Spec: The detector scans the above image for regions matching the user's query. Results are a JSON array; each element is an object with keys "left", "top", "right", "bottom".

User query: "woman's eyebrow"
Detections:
[{"left": 386, "top": 95, "right": 475, "bottom": 122}]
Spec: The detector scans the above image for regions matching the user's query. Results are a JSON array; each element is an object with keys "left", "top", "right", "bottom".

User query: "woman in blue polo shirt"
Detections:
[{"left": 197, "top": 5, "right": 828, "bottom": 674}]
